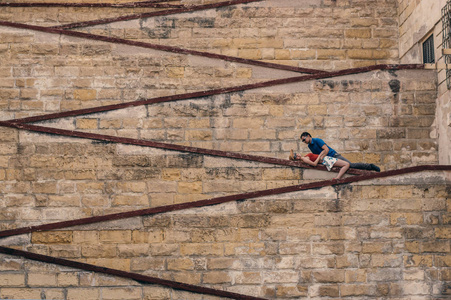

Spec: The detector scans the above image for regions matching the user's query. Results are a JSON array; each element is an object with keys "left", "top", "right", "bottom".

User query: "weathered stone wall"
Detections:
[
  {"left": 397, "top": 0, "right": 451, "bottom": 165},
  {"left": 0, "top": 0, "right": 449, "bottom": 299},
  {"left": 80, "top": 0, "right": 401, "bottom": 70},
  {"left": 34, "top": 68, "right": 438, "bottom": 168},
  {"left": 398, "top": 0, "right": 445, "bottom": 64},
  {"left": 1, "top": 0, "right": 401, "bottom": 71},
  {"left": 0, "top": 173, "right": 450, "bottom": 299}
]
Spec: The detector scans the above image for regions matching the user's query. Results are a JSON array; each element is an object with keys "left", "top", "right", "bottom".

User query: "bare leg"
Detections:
[{"left": 333, "top": 159, "right": 350, "bottom": 179}]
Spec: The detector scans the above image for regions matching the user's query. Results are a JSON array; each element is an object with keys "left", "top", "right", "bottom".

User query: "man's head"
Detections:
[{"left": 300, "top": 132, "right": 311, "bottom": 144}]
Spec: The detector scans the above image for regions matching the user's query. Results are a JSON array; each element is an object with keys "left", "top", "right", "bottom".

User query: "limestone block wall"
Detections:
[
  {"left": 0, "top": 0, "right": 441, "bottom": 251},
  {"left": 0, "top": 173, "right": 450, "bottom": 299},
  {"left": 0, "top": 1, "right": 449, "bottom": 299},
  {"left": 79, "top": 0, "right": 401, "bottom": 70},
  {"left": 397, "top": 0, "right": 451, "bottom": 165},
  {"left": 0, "top": 129, "right": 306, "bottom": 230},
  {"left": 0, "top": 26, "right": 266, "bottom": 120},
  {"left": 33, "top": 68, "right": 438, "bottom": 166},
  {"left": 398, "top": 0, "right": 446, "bottom": 63},
  {"left": 1, "top": 0, "right": 401, "bottom": 72}
]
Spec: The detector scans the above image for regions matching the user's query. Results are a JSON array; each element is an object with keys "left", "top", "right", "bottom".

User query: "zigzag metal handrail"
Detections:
[
  {"left": 0, "top": 20, "right": 324, "bottom": 74},
  {"left": 0, "top": 164, "right": 449, "bottom": 239},
  {"left": 0, "top": 246, "right": 267, "bottom": 300}
]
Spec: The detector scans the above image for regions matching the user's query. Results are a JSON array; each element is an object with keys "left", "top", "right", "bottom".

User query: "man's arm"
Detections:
[{"left": 318, "top": 144, "right": 329, "bottom": 160}]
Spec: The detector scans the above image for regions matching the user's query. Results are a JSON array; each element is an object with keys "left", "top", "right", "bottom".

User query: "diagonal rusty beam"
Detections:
[
  {"left": 6, "top": 63, "right": 423, "bottom": 125},
  {"left": 0, "top": 1, "right": 185, "bottom": 8},
  {"left": 0, "top": 121, "right": 370, "bottom": 176},
  {"left": 0, "top": 164, "right": 448, "bottom": 239},
  {"left": 0, "top": 20, "right": 324, "bottom": 74},
  {"left": 49, "top": 0, "right": 265, "bottom": 29},
  {"left": 0, "top": 246, "right": 267, "bottom": 300}
]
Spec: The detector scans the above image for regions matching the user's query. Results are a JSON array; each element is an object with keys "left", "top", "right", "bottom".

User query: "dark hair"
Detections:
[{"left": 300, "top": 132, "right": 311, "bottom": 139}]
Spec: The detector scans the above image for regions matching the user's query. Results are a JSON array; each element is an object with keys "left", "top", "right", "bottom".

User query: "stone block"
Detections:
[
  {"left": 312, "top": 270, "right": 345, "bottom": 283},
  {"left": 112, "top": 194, "right": 149, "bottom": 206},
  {"left": 82, "top": 244, "right": 117, "bottom": 258},
  {"left": 73, "top": 231, "right": 98, "bottom": 244},
  {"left": 345, "top": 28, "right": 372, "bottom": 38},
  {"left": 347, "top": 49, "right": 373, "bottom": 59},
  {"left": 0, "top": 288, "right": 41, "bottom": 299},
  {"left": 28, "top": 273, "right": 57, "bottom": 287},
  {"left": 0, "top": 274, "right": 25, "bottom": 286},
  {"left": 99, "top": 230, "right": 132, "bottom": 244},
  {"left": 0, "top": 143, "right": 17, "bottom": 155},
  {"left": 207, "top": 258, "right": 236, "bottom": 270},
  {"left": 85, "top": 258, "right": 130, "bottom": 272},
  {"left": 403, "top": 282, "right": 430, "bottom": 295},
  {"left": 263, "top": 270, "right": 299, "bottom": 284},
  {"left": 276, "top": 284, "right": 308, "bottom": 297},
  {"left": 367, "top": 269, "right": 402, "bottom": 282},
  {"left": 101, "top": 287, "right": 143, "bottom": 300},
  {"left": 312, "top": 243, "right": 345, "bottom": 255},
  {"left": 233, "top": 118, "right": 264, "bottom": 129},
  {"left": 317, "top": 49, "right": 347, "bottom": 60},
  {"left": 345, "top": 270, "right": 367, "bottom": 283},
  {"left": 73, "top": 89, "right": 96, "bottom": 101},
  {"left": 142, "top": 286, "right": 171, "bottom": 299},
  {"left": 57, "top": 272, "right": 79, "bottom": 287},
  {"left": 362, "top": 241, "right": 392, "bottom": 254},
  {"left": 202, "top": 271, "right": 231, "bottom": 284},
  {"left": 32, "top": 231, "right": 73, "bottom": 244},
  {"left": 421, "top": 240, "right": 450, "bottom": 253},
  {"left": 48, "top": 195, "right": 80, "bottom": 207},
  {"left": 340, "top": 284, "right": 377, "bottom": 296},
  {"left": 130, "top": 257, "right": 165, "bottom": 272},
  {"left": 180, "top": 243, "right": 223, "bottom": 256},
  {"left": 238, "top": 49, "right": 262, "bottom": 59},
  {"left": 172, "top": 272, "right": 202, "bottom": 286},
  {"left": 67, "top": 287, "right": 100, "bottom": 300},
  {"left": 76, "top": 119, "right": 98, "bottom": 129},
  {"left": 49, "top": 245, "right": 81, "bottom": 258},
  {"left": 275, "top": 49, "right": 291, "bottom": 60}
]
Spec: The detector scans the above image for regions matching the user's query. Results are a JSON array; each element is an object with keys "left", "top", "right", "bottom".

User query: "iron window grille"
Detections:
[{"left": 442, "top": 0, "right": 451, "bottom": 89}]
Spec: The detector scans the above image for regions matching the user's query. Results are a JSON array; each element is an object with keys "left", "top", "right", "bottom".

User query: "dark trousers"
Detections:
[{"left": 333, "top": 153, "right": 374, "bottom": 170}]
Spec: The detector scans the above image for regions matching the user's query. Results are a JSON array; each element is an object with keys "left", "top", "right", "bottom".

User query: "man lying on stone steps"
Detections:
[{"left": 289, "top": 131, "right": 381, "bottom": 173}]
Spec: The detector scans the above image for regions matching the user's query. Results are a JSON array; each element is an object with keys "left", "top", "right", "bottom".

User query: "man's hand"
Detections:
[{"left": 289, "top": 149, "right": 296, "bottom": 160}]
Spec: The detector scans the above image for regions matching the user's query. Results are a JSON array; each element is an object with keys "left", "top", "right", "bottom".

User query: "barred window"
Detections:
[
  {"left": 442, "top": 0, "right": 451, "bottom": 89},
  {"left": 422, "top": 35, "right": 435, "bottom": 64}
]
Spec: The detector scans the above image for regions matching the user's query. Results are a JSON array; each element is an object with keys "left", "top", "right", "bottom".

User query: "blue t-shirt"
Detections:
[{"left": 308, "top": 138, "right": 337, "bottom": 157}]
